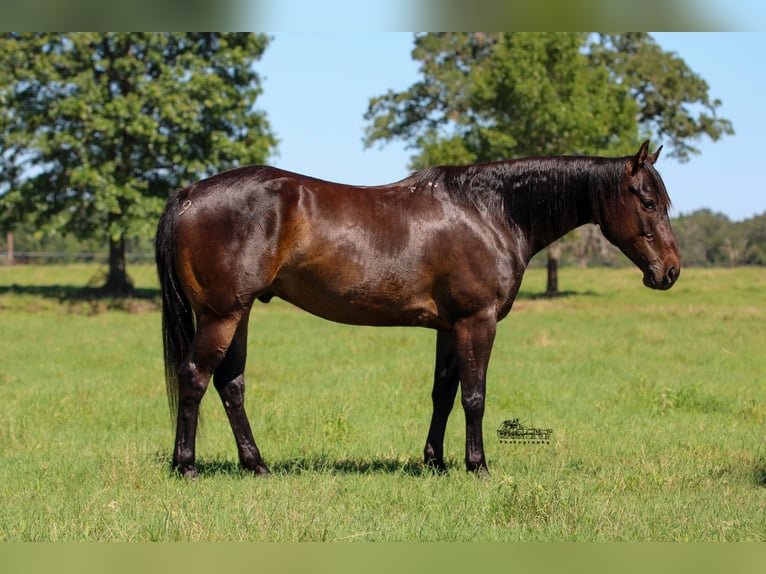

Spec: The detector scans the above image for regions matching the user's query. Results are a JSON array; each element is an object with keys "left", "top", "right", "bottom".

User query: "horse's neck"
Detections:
[{"left": 503, "top": 159, "right": 599, "bottom": 260}]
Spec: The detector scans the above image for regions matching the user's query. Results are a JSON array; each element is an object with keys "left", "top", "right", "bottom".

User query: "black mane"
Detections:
[{"left": 402, "top": 154, "right": 670, "bottom": 223}]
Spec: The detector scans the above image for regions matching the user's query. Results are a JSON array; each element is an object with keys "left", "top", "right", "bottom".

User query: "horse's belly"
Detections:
[{"left": 267, "top": 268, "right": 446, "bottom": 328}]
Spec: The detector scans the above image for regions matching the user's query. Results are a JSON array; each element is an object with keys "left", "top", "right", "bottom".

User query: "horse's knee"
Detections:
[
  {"left": 215, "top": 374, "right": 246, "bottom": 408},
  {"left": 461, "top": 392, "right": 485, "bottom": 420}
]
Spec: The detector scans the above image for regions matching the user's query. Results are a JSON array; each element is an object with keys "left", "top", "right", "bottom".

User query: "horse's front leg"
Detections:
[
  {"left": 454, "top": 309, "right": 497, "bottom": 474},
  {"left": 424, "top": 329, "right": 460, "bottom": 472}
]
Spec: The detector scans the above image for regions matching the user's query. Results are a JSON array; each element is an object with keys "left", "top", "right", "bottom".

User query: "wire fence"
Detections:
[{"left": 0, "top": 251, "right": 155, "bottom": 265}]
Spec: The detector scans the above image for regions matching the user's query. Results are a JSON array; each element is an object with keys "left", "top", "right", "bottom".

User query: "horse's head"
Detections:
[{"left": 598, "top": 141, "right": 680, "bottom": 290}]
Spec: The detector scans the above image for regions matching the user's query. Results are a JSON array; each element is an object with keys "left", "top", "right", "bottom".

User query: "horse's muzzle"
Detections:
[{"left": 644, "top": 265, "right": 679, "bottom": 290}]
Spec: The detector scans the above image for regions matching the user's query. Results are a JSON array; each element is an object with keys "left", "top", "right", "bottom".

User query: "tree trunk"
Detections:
[
  {"left": 102, "top": 236, "right": 133, "bottom": 296},
  {"left": 545, "top": 244, "right": 561, "bottom": 298},
  {"left": 6, "top": 232, "right": 13, "bottom": 265}
]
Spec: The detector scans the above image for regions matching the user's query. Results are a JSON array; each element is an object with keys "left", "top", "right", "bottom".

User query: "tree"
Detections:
[
  {"left": 365, "top": 33, "right": 734, "bottom": 293},
  {"left": 0, "top": 33, "right": 277, "bottom": 294}
]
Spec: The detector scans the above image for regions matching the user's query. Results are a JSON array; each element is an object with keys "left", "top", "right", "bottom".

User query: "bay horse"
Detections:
[{"left": 155, "top": 140, "right": 679, "bottom": 477}]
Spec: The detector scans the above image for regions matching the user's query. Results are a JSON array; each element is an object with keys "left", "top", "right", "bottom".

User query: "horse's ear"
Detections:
[
  {"left": 631, "top": 140, "right": 651, "bottom": 174},
  {"left": 646, "top": 145, "right": 662, "bottom": 165}
]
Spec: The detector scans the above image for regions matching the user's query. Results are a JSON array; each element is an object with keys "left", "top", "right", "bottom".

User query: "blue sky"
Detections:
[{"left": 257, "top": 32, "right": 766, "bottom": 221}]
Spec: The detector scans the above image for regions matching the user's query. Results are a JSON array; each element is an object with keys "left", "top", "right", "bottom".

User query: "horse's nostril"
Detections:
[{"left": 666, "top": 267, "right": 678, "bottom": 284}]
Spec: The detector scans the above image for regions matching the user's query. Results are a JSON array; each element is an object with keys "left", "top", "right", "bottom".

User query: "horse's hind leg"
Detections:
[
  {"left": 173, "top": 312, "right": 242, "bottom": 478},
  {"left": 213, "top": 315, "right": 270, "bottom": 476},
  {"left": 424, "top": 330, "right": 460, "bottom": 472}
]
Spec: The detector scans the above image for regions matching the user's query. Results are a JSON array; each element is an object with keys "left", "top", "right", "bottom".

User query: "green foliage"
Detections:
[
  {"left": 365, "top": 33, "right": 733, "bottom": 168},
  {"left": 590, "top": 33, "right": 734, "bottom": 161},
  {"left": 1, "top": 264, "right": 765, "bottom": 541},
  {"left": 0, "top": 33, "right": 277, "bottom": 289}
]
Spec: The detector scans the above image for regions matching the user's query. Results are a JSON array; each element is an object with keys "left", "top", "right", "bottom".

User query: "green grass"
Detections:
[{"left": 1, "top": 263, "right": 765, "bottom": 540}]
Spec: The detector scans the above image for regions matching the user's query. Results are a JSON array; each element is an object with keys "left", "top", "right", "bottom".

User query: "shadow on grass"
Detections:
[
  {"left": 271, "top": 455, "right": 432, "bottom": 477},
  {"left": 0, "top": 283, "right": 161, "bottom": 312},
  {"left": 515, "top": 289, "right": 600, "bottom": 301},
  {"left": 0, "top": 283, "right": 159, "bottom": 299},
  {"left": 159, "top": 454, "right": 450, "bottom": 478}
]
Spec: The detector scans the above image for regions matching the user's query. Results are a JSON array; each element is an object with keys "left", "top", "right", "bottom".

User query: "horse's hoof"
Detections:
[
  {"left": 466, "top": 460, "right": 490, "bottom": 477},
  {"left": 176, "top": 466, "right": 198, "bottom": 480},
  {"left": 425, "top": 458, "right": 448, "bottom": 475},
  {"left": 245, "top": 463, "right": 271, "bottom": 477},
  {"left": 469, "top": 466, "right": 490, "bottom": 478},
  {"left": 254, "top": 466, "right": 271, "bottom": 477}
]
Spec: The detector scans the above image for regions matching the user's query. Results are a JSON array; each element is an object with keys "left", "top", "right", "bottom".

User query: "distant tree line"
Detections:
[{"left": 672, "top": 209, "right": 766, "bottom": 267}]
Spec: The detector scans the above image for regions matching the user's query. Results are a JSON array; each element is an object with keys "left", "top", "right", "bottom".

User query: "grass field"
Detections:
[{"left": 0, "top": 263, "right": 765, "bottom": 541}]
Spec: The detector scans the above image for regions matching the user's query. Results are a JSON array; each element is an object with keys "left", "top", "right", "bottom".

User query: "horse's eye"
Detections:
[{"left": 642, "top": 199, "right": 656, "bottom": 210}]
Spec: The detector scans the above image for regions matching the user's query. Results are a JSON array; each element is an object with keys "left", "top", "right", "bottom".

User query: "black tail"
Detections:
[{"left": 155, "top": 192, "right": 195, "bottom": 421}]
